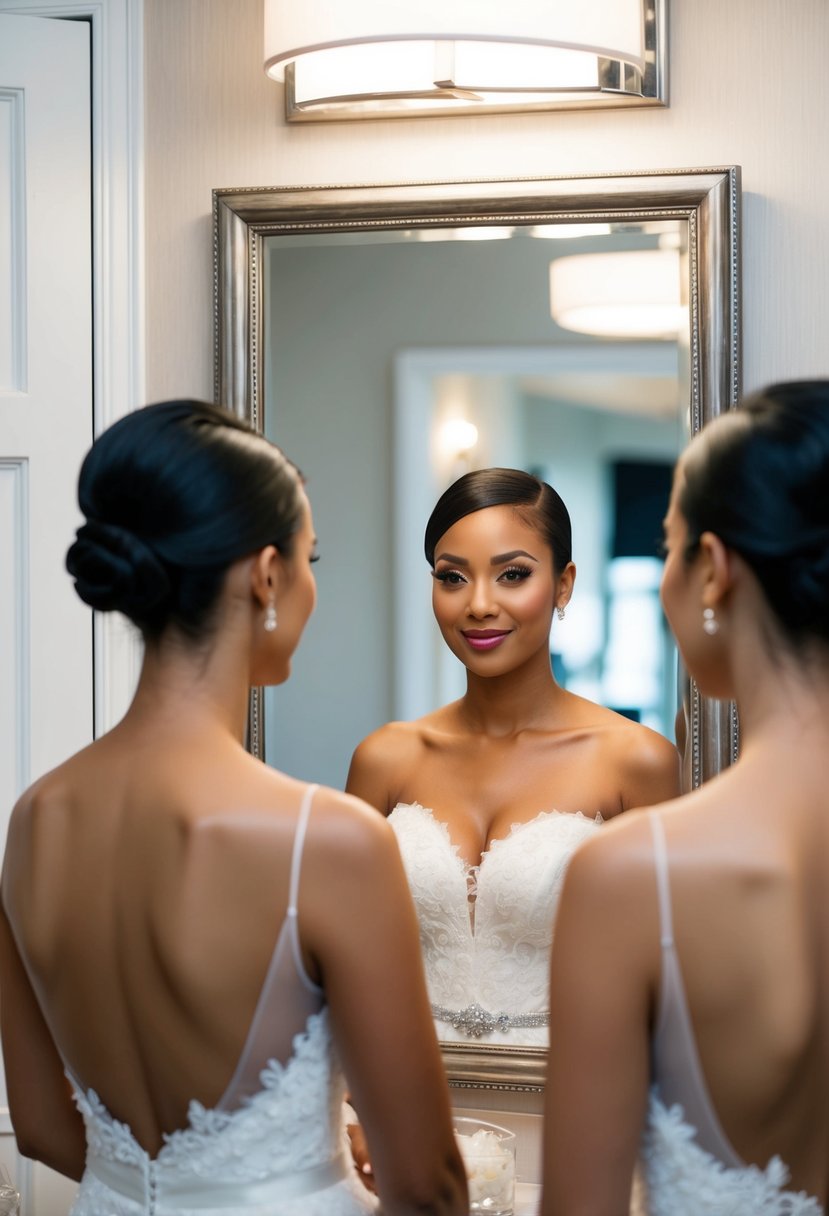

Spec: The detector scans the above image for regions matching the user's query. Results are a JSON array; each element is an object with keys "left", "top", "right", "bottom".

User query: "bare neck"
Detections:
[
  {"left": 459, "top": 646, "right": 564, "bottom": 736},
  {"left": 122, "top": 624, "right": 252, "bottom": 748},
  {"left": 729, "top": 622, "right": 829, "bottom": 760}
]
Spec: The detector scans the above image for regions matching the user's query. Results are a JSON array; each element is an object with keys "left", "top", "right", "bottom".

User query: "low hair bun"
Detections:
[
  {"left": 67, "top": 521, "right": 171, "bottom": 620},
  {"left": 67, "top": 400, "right": 304, "bottom": 641},
  {"left": 679, "top": 379, "right": 829, "bottom": 651}
]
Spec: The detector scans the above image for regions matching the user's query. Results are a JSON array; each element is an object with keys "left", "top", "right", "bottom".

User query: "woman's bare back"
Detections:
[
  {"left": 5, "top": 721, "right": 337, "bottom": 1154},
  {"left": 651, "top": 759, "right": 829, "bottom": 1198}
]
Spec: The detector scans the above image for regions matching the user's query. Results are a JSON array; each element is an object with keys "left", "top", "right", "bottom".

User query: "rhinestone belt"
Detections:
[{"left": 431, "top": 1001, "right": 550, "bottom": 1038}]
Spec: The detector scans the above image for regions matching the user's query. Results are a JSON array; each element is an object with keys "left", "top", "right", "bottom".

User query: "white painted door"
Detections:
[{"left": 0, "top": 12, "right": 92, "bottom": 1213}]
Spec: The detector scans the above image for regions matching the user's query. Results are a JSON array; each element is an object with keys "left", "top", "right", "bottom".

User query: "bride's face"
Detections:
[{"left": 431, "top": 505, "right": 572, "bottom": 677}]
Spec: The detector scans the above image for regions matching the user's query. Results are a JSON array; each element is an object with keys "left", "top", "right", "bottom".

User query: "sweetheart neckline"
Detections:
[{"left": 389, "top": 801, "right": 603, "bottom": 875}]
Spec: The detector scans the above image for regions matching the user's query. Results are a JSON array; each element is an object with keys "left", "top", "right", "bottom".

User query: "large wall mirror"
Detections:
[{"left": 214, "top": 168, "right": 740, "bottom": 1090}]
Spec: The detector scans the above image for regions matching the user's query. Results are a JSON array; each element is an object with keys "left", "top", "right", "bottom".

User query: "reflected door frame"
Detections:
[{"left": 393, "top": 341, "right": 683, "bottom": 725}]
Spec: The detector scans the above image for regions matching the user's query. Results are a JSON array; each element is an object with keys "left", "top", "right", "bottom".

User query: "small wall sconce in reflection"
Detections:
[
  {"left": 264, "top": 0, "right": 667, "bottom": 123},
  {"left": 438, "top": 418, "right": 479, "bottom": 464},
  {"left": 549, "top": 248, "right": 685, "bottom": 339}
]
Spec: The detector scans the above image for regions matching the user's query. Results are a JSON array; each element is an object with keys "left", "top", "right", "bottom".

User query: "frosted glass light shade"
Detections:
[
  {"left": 550, "top": 249, "right": 685, "bottom": 339},
  {"left": 264, "top": 0, "right": 666, "bottom": 121}
]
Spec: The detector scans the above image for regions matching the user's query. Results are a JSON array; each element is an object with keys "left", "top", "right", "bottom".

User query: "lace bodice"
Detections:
[
  {"left": 388, "top": 803, "right": 601, "bottom": 1045},
  {"left": 69, "top": 1009, "right": 377, "bottom": 1215},
  {"left": 634, "top": 1091, "right": 822, "bottom": 1215}
]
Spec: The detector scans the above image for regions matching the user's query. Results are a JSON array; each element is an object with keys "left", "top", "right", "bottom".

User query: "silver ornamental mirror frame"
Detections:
[{"left": 213, "top": 167, "right": 741, "bottom": 1091}]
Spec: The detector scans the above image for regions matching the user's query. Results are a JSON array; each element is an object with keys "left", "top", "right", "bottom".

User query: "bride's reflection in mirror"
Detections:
[{"left": 347, "top": 468, "right": 681, "bottom": 1047}]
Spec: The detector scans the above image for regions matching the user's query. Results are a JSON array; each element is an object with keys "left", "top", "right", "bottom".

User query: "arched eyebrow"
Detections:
[{"left": 434, "top": 549, "right": 539, "bottom": 567}]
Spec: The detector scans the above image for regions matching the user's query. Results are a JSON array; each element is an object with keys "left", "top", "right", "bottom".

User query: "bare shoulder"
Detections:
[
  {"left": 600, "top": 708, "right": 681, "bottom": 808},
  {"left": 349, "top": 719, "right": 423, "bottom": 772},
  {"left": 4, "top": 755, "right": 84, "bottom": 847},
  {"left": 292, "top": 787, "right": 410, "bottom": 933},
  {"left": 616, "top": 716, "right": 679, "bottom": 774},
  {"left": 304, "top": 784, "right": 398, "bottom": 865},
  {"left": 346, "top": 718, "right": 433, "bottom": 811},
  {"left": 1, "top": 759, "right": 89, "bottom": 916},
  {"left": 564, "top": 800, "right": 669, "bottom": 911}
]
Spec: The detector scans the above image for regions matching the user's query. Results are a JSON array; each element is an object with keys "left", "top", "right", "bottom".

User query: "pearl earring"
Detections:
[
  {"left": 556, "top": 605, "right": 566, "bottom": 622},
  {"left": 702, "top": 607, "right": 718, "bottom": 636},
  {"left": 264, "top": 600, "right": 278, "bottom": 632}
]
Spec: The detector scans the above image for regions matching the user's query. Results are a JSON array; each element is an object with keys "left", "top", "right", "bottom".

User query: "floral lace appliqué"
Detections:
[
  {"left": 69, "top": 1009, "right": 377, "bottom": 1215},
  {"left": 634, "top": 1089, "right": 822, "bottom": 1216}
]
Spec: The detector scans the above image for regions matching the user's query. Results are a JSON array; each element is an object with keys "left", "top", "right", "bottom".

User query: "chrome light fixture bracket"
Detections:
[{"left": 266, "top": 0, "right": 667, "bottom": 123}]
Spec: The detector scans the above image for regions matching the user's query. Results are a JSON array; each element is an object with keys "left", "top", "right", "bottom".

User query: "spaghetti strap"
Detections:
[
  {"left": 288, "top": 784, "right": 321, "bottom": 993},
  {"left": 215, "top": 784, "right": 325, "bottom": 1112},
  {"left": 648, "top": 812, "right": 674, "bottom": 949},
  {"left": 647, "top": 809, "right": 750, "bottom": 1173}
]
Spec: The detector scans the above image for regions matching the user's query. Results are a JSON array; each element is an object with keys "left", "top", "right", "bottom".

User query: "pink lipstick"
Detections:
[{"left": 461, "top": 629, "right": 511, "bottom": 652}]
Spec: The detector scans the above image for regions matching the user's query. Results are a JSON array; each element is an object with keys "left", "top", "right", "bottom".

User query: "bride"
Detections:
[
  {"left": 348, "top": 468, "right": 680, "bottom": 1046},
  {"left": 0, "top": 400, "right": 467, "bottom": 1215}
]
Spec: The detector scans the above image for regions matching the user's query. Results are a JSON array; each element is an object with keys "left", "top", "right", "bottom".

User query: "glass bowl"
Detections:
[{"left": 453, "top": 1115, "right": 516, "bottom": 1216}]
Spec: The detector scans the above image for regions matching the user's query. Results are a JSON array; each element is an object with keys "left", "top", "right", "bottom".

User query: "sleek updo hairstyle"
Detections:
[
  {"left": 679, "top": 379, "right": 829, "bottom": 649},
  {"left": 424, "top": 468, "right": 572, "bottom": 573},
  {"left": 66, "top": 399, "right": 305, "bottom": 641}
]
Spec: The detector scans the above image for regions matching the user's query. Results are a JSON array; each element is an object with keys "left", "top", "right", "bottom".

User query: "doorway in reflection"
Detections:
[{"left": 394, "top": 341, "right": 687, "bottom": 742}]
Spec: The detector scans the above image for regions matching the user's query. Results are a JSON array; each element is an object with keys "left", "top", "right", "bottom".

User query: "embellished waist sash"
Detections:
[
  {"left": 86, "top": 1150, "right": 349, "bottom": 1209},
  {"left": 431, "top": 1001, "right": 550, "bottom": 1038}
]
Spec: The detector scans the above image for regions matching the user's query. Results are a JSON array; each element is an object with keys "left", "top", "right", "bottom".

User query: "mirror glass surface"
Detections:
[
  {"left": 214, "top": 168, "right": 740, "bottom": 1082},
  {"left": 263, "top": 220, "right": 689, "bottom": 792}
]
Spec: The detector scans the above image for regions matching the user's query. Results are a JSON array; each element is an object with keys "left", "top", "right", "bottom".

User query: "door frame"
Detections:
[
  {"left": 0, "top": 4, "right": 143, "bottom": 1206},
  {"left": 0, "top": 0, "right": 145, "bottom": 733}
]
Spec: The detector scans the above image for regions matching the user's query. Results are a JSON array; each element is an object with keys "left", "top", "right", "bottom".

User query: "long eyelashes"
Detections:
[
  {"left": 433, "top": 564, "right": 533, "bottom": 586},
  {"left": 499, "top": 565, "right": 533, "bottom": 583}
]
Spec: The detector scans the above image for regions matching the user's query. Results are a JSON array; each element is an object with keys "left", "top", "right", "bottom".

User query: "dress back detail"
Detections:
[
  {"left": 67, "top": 784, "right": 377, "bottom": 1215},
  {"left": 633, "top": 812, "right": 821, "bottom": 1215}
]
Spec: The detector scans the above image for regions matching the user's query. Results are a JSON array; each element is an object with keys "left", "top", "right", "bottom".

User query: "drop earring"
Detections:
[
  {"left": 556, "top": 605, "right": 566, "bottom": 622},
  {"left": 702, "top": 607, "right": 718, "bottom": 635},
  {"left": 264, "top": 599, "right": 278, "bottom": 632}
]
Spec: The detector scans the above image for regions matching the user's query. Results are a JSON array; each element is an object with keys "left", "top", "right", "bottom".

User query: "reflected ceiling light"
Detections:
[
  {"left": 264, "top": 0, "right": 666, "bottom": 122},
  {"left": 528, "top": 222, "right": 613, "bottom": 240},
  {"left": 550, "top": 249, "right": 685, "bottom": 338},
  {"left": 415, "top": 226, "right": 515, "bottom": 242},
  {"left": 453, "top": 226, "right": 516, "bottom": 241}
]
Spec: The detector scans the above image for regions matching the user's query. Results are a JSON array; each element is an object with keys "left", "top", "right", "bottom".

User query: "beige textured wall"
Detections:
[{"left": 144, "top": 0, "right": 829, "bottom": 403}]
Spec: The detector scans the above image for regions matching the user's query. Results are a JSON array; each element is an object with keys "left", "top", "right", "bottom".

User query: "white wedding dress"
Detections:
[
  {"left": 67, "top": 787, "right": 378, "bottom": 1216},
  {"left": 388, "top": 802, "right": 601, "bottom": 1045},
  {"left": 632, "top": 813, "right": 823, "bottom": 1215}
]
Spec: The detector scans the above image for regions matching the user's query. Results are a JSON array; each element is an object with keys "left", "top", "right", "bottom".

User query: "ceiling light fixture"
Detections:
[
  {"left": 264, "top": 0, "right": 666, "bottom": 122},
  {"left": 550, "top": 249, "right": 685, "bottom": 339}
]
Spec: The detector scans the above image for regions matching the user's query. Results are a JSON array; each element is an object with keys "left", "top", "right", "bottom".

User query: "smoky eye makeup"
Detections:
[
  {"left": 432, "top": 567, "right": 467, "bottom": 585},
  {"left": 498, "top": 564, "right": 533, "bottom": 583}
]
